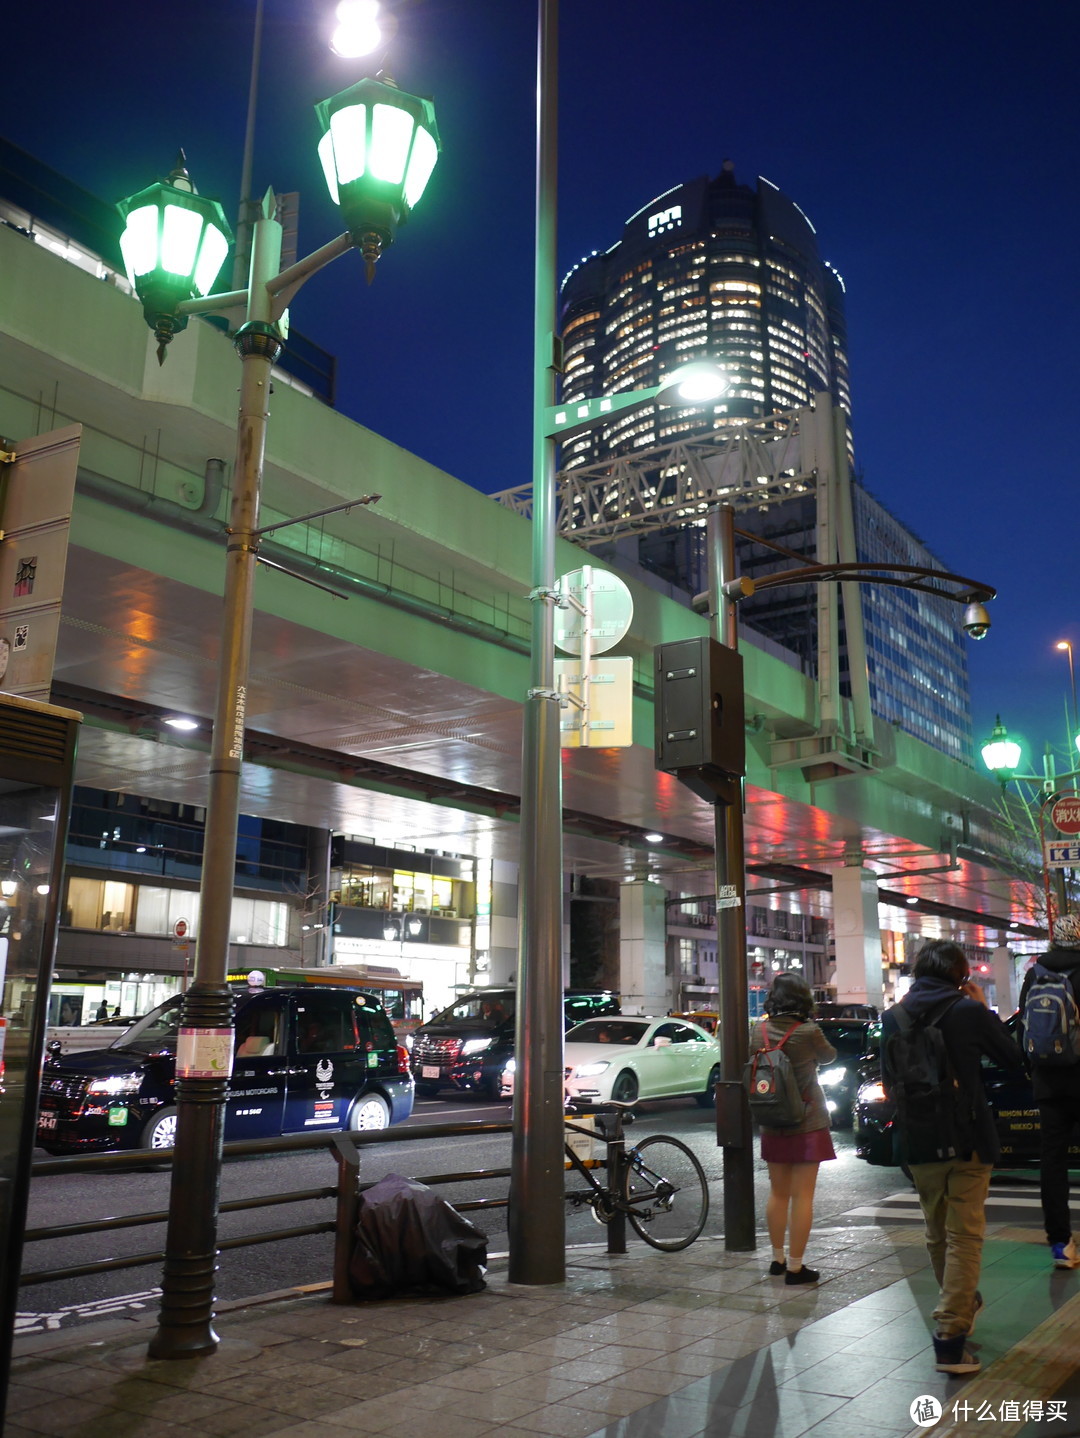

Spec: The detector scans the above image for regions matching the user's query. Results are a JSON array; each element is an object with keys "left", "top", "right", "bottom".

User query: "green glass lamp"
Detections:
[
  {"left": 118, "top": 154, "right": 232, "bottom": 362},
  {"left": 980, "top": 715, "right": 1022, "bottom": 781},
  {"left": 315, "top": 74, "right": 440, "bottom": 281}
]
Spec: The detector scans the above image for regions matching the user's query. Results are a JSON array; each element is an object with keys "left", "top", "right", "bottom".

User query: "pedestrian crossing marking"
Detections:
[{"left": 844, "top": 1183, "right": 1074, "bottom": 1222}]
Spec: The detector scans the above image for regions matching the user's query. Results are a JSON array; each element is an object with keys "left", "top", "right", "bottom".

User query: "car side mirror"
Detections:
[{"left": 653, "top": 1036, "right": 672, "bottom": 1048}]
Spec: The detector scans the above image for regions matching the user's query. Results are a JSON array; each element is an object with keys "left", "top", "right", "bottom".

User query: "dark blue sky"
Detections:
[{"left": 5, "top": 0, "right": 1079, "bottom": 775}]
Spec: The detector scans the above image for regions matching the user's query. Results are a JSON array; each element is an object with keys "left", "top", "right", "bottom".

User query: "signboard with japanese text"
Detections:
[{"left": 0, "top": 426, "right": 80, "bottom": 702}]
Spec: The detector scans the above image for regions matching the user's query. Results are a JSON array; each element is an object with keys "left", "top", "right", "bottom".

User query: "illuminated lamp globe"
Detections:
[
  {"left": 980, "top": 716, "right": 1022, "bottom": 780},
  {"left": 655, "top": 361, "right": 730, "bottom": 408},
  {"left": 330, "top": 0, "right": 384, "bottom": 58},
  {"left": 315, "top": 74, "right": 440, "bottom": 282},
  {"left": 118, "top": 154, "right": 232, "bottom": 363}
]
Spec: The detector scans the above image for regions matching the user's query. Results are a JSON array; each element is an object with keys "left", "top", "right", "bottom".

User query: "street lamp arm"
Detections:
[
  {"left": 265, "top": 232, "right": 354, "bottom": 312},
  {"left": 178, "top": 287, "right": 250, "bottom": 317},
  {"left": 727, "top": 560, "right": 996, "bottom": 606}
]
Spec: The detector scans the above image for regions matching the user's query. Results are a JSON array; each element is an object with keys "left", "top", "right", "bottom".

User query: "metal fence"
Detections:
[{"left": 23, "top": 1119, "right": 513, "bottom": 1303}]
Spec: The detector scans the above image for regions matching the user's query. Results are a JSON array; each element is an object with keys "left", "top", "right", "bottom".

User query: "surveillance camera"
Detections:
[{"left": 962, "top": 601, "right": 991, "bottom": 640}]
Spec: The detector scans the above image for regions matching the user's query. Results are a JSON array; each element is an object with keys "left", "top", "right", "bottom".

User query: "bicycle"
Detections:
[{"left": 563, "top": 1101, "right": 709, "bottom": 1251}]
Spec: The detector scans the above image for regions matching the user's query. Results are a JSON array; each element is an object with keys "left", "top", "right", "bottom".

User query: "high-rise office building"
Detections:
[
  {"left": 558, "top": 162, "right": 974, "bottom": 763},
  {"left": 559, "top": 160, "right": 850, "bottom": 467}
]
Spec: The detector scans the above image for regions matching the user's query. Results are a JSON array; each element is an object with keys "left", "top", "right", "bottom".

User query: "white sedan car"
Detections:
[{"left": 502, "top": 1017, "right": 721, "bottom": 1107}]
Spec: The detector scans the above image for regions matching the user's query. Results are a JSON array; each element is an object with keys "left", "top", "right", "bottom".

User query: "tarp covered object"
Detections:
[{"left": 349, "top": 1172, "right": 488, "bottom": 1300}]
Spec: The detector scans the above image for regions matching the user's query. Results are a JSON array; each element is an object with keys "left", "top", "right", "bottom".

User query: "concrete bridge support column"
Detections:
[
  {"left": 831, "top": 865, "right": 885, "bottom": 1009},
  {"left": 619, "top": 880, "right": 669, "bottom": 1015}
]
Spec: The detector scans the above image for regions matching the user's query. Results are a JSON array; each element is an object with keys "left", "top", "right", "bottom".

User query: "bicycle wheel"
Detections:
[{"left": 621, "top": 1134, "right": 709, "bottom": 1251}]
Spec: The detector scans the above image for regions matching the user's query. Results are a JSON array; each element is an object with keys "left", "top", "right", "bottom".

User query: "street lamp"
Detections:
[
  {"left": 981, "top": 716, "right": 1023, "bottom": 782},
  {"left": 120, "top": 74, "right": 439, "bottom": 1361},
  {"left": 118, "top": 155, "right": 232, "bottom": 363}
]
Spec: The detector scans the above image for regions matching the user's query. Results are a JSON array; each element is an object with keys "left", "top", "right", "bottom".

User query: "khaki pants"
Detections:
[{"left": 909, "top": 1157, "right": 992, "bottom": 1338}]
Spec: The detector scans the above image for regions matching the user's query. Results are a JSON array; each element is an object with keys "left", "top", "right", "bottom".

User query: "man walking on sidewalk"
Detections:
[
  {"left": 1018, "top": 911, "right": 1080, "bottom": 1269},
  {"left": 882, "top": 940, "right": 1025, "bottom": 1376}
]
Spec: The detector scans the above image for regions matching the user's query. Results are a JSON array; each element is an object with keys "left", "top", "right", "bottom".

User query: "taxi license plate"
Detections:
[
  {"left": 38, "top": 1111, "right": 57, "bottom": 1131},
  {"left": 422, "top": 1066, "right": 440, "bottom": 1078}
]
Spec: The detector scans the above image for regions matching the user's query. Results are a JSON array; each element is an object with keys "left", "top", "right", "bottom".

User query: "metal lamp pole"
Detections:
[
  {"left": 510, "top": 0, "right": 566, "bottom": 1287},
  {"left": 706, "top": 504, "right": 754, "bottom": 1250}
]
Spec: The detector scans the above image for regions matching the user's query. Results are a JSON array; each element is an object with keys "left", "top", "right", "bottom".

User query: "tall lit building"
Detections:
[
  {"left": 558, "top": 162, "right": 974, "bottom": 762},
  {"left": 559, "top": 160, "right": 850, "bottom": 466}
]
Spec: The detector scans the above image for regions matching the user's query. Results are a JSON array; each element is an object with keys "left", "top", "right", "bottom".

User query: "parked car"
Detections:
[
  {"left": 502, "top": 1016, "right": 721, "bottom": 1108},
  {"left": 36, "top": 982, "right": 413, "bottom": 1153},
  {"left": 853, "top": 1014, "right": 1076, "bottom": 1168},
  {"left": 410, "top": 988, "right": 620, "bottom": 1100},
  {"left": 815, "top": 1002, "right": 879, "bottom": 1020},
  {"left": 815, "top": 1018, "right": 878, "bottom": 1129}
]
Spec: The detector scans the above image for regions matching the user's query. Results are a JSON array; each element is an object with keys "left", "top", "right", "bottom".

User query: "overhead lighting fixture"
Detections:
[
  {"left": 164, "top": 716, "right": 199, "bottom": 731},
  {"left": 644, "top": 832, "right": 664, "bottom": 844},
  {"left": 906, "top": 896, "right": 919, "bottom": 905}
]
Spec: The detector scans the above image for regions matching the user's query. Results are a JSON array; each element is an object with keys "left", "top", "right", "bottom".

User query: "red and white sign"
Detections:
[
  {"left": 1050, "top": 797, "right": 1080, "bottom": 836},
  {"left": 173, "top": 918, "right": 189, "bottom": 940}
]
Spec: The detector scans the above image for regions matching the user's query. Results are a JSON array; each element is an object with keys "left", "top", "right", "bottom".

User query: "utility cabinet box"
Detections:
[{"left": 654, "top": 636, "right": 745, "bottom": 782}]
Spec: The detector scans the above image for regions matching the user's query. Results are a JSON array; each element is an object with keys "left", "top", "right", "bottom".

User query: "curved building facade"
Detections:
[{"left": 559, "top": 161, "right": 850, "bottom": 468}]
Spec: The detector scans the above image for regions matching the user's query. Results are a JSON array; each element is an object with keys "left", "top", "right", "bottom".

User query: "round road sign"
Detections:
[
  {"left": 173, "top": 918, "right": 189, "bottom": 940},
  {"left": 1050, "top": 796, "right": 1080, "bottom": 835}
]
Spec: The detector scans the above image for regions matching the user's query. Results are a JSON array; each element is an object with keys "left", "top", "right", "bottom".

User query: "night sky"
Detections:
[{"left": 4, "top": 1, "right": 1079, "bottom": 777}]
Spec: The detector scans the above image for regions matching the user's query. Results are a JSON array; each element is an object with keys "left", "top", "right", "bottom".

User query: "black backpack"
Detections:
[
  {"left": 885, "top": 995, "right": 970, "bottom": 1162},
  {"left": 1020, "top": 963, "right": 1080, "bottom": 1066},
  {"left": 743, "top": 1020, "right": 806, "bottom": 1128}
]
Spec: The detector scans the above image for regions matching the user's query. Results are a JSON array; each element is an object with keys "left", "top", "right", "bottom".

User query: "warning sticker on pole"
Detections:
[
  {"left": 176, "top": 1028, "right": 234, "bottom": 1080},
  {"left": 717, "top": 887, "right": 742, "bottom": 910}
]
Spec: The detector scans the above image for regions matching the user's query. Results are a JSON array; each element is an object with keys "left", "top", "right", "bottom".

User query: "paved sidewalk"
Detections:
[{"left": 7, "top": 1221, "right": 1080, "bottom": 1438}]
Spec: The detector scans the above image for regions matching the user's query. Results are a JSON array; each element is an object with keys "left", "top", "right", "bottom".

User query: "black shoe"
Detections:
[
  {"left": 785, "top": 1265, "right": 819, "bottom": 1286},
  {"left": 768, "top": 1260, "right": 786, "bottom": 1276},
  {"left": 933, "top": 1331, "right": 980, "bottom": 1375}
]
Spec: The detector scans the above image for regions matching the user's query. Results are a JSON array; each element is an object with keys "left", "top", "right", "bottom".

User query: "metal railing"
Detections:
[{"left": 23, "top": 1119, "right": 512, "bottom": 1304}]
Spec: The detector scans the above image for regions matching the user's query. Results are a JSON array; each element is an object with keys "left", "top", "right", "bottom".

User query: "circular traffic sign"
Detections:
[
  {"left": 173, "top": 918, "right": 189, "bottom": 940},
  {"left": 554, "top": 567, "right": 633, "bottom": 656},
  {"left": 1050, "top": 796, "right": 1080, "bottom": 835}
]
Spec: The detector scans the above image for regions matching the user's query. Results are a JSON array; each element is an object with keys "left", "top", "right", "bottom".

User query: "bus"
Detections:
[{"left": 227, "top": 964, "right": 424, "bottom": 1041}]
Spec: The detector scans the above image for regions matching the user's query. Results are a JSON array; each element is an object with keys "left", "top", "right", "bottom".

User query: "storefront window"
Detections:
[{"left": 65, "top": 876, "right": 135, "bottom": 931}]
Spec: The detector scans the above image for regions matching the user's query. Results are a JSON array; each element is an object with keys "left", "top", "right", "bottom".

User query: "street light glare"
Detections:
[
  {"left": 656, "top": 361, "right": 730, "bottom": 407},
  {"left": 331, "top": 0, "right": 382, "bottom": 58},
  {"left": 980, "top": 715, "right": 1022, "bottom": 778}
]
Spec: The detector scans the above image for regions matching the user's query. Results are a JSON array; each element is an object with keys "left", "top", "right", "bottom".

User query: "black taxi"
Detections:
[
  {"left": 36, "top": 981, "right": 413, "bottom": 1153},
  {"left": 853, "top": 1013, "right": 1078, "bottom": 1168}
]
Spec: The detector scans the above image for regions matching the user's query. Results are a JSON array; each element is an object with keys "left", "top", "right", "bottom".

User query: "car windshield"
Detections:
[
  {"left": 818, "top": 1021, "right": 873, "bottom": 1057},
  {"left": 111, "top": 995, "right": 183, "bottom": 1054},
  {"left": 566, "top": 1020, "right": 646, "bottom": 1046},
  {"left": 432, "top": 994, "right": 514, "bottom": 1025}
]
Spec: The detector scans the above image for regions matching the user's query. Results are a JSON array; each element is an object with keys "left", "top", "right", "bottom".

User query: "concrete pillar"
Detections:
[
  {"left": 619, "top": 880, "right": 669, "bottom": 1014},
  {"left": 992, "top": 943, "right": 1019, "bottom": 1015},
  {"left": 488, "top": 860, "right": 520, "bottom": 987},
  {"left": 831, "top": 865, "right": 884, "bottom": 1008}
]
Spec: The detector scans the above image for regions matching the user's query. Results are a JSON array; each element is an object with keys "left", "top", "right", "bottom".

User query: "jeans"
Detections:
[
  {"left": 1037, "top": 1097, "right": 1080, "bottom": 1246},
  {"left": 910, "top": 1157, "right": 992, "bottom": 1338}
]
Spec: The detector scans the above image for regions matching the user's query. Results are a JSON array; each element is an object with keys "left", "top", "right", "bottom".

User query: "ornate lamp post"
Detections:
[{"left": 118, "top": 75, "right": 439, "bottom": 1361}]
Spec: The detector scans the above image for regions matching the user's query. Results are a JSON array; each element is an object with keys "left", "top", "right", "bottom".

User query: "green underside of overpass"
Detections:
[{"left": 0, "top": 221, "right": 1018, "bottom": 872}]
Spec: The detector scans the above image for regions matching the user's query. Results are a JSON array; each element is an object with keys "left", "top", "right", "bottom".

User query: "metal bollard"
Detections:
[
  {"left": 601, "top": 1112, "right": 627, "bottom": 1256},
  {"left": 331, "top": 1135, "right": 361, "bottom": 1303}
]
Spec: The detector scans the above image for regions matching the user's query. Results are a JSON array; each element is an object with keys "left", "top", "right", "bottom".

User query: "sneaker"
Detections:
[
  {"left": 768, "top": 1260, "right": 786, "bottom": 1276},
  {"left": 968, "top": 1291, "right": 983, "bottom": 1334},
  {"left": 785, "top": 1265, "right": 819, "bottom": 1286},
  {"left": 1051, "top": 1240, "right": 1080, "bottom": 1269},
  {"left": 933, "top": 1331, "right": 980, "bottom": 1375}
]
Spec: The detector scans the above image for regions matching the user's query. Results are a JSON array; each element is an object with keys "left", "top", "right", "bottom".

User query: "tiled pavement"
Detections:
[{"left": 7, "top": 1221, "right": 1080, "bottom": 1438}]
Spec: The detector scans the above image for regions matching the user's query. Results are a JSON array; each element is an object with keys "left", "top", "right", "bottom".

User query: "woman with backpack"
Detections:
[{"left": 749, "top": 971, "right": 837, "bottom": 1285}]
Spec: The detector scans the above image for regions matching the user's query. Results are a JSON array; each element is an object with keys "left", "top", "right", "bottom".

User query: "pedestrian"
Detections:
[
  {"left": 749, "top": 970, "right": 837, "bottom": 1286},
  {"left": 1017, "top": 911, "right": 1080, "bottom": 1270},
  {"left": 882, "top": 939, "right": 1025, "bottom": 1376},
  {"left": 95, "top": 1000, "right": 109, "bottom": 1022}
]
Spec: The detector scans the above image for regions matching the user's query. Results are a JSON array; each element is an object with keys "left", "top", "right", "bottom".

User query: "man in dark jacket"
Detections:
[
  {"left": 882, "top": 940, "right": 1025, "bottom": 1376},
  {"left": 1017, "top": 911, "right": 1080, "bottom": 1269}
]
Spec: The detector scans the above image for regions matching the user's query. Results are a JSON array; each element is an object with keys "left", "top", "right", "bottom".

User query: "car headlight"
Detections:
[
  {"left": 574, "top": 1061, "right": 610, "bottom": 1077},
  {"left": 87, "top": 1074, "right": 142, "bottom": 1097},
  {"left": 857, "top": 1081, "right": 887, "bottom": 1104},
  {"left": 819, "top": 1067, "right": 848, "bottom": 1087},
  {"left": 461, "top": 1038, "right": 493, "bottom": 1056},
  {"left": 503, "top": 1057, "right": 516, "bottom": 1075}
]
